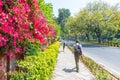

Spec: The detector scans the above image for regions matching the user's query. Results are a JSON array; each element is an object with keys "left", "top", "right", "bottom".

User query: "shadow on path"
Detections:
[
  {"left": 62, "top": 67, "right": 77, "bottom": 73},
  {"left": 59, "top": 50, "right": 64, "bottom": 53}
]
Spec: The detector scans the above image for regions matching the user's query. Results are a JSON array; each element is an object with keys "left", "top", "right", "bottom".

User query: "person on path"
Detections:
[
  {"left": 73, "top": 40, "right": 82, "bottom": 72},
  {"left": 63, "top": 41, "right": 66, "bottom": 52}
]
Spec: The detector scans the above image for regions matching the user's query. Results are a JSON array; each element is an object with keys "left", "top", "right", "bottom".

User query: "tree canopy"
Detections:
[
  {"left": 65, "top": 1, "right": 120, "bottom": 43},
  {"left": 57, "top": 8, "right": 71, "bottom": 38}
]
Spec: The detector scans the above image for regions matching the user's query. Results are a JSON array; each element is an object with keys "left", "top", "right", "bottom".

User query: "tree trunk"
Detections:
[
  {"left": 95, "top": 26, "right": 102, "bottom": 44},
  {"left": 7, "top": 56, "right": 10, "bottom": 80},
  {"left": 98, "top": 37, "right": 101, "bottom": 44},
  {"left": 86, "top": 33, "right": 90, "bottom": 41},
  {"left": 97, "top": 32, "right": 101, "bottom": 44}
]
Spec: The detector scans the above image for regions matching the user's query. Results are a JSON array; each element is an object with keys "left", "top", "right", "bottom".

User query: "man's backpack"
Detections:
[{"left": 75, "top": 45, "right": 82, "bottom": 56}]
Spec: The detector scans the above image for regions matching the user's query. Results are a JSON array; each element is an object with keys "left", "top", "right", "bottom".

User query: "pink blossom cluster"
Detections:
[
  {"left": 0, "top": 34, "right": 8, "bottom": 47},
  {"left": 0, "top": 0, "right": 56, "bottom": 57}
]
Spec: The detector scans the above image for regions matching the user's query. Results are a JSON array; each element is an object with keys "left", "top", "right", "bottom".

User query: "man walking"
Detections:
[
  {"left": 73, "top": 40, "right": 82, "bottom": 72},
  {"left": 62, "top": 40, "right": 66, "bottom": 52}
]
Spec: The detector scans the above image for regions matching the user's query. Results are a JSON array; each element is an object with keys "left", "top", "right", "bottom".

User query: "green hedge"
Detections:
[
  {"left": 107, "top": 39, "right": 120, "bottom": 47},
  {"left": 8, "top": 42, "right": 60, "bottom": 80}
]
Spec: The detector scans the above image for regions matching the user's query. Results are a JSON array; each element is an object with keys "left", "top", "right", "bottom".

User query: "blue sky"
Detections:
[{"left": 44, "top": 0, "right": 120, "bottom": 17}]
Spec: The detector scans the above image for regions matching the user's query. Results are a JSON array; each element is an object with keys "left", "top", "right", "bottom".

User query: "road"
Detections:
[{"left": 66, "top": 40, "right": 120, "bottom": 77}]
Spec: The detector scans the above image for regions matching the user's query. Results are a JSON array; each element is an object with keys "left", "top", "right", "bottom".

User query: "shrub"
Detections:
[{"left": 8, "top": 42, "right": 60, "bottom": 80}]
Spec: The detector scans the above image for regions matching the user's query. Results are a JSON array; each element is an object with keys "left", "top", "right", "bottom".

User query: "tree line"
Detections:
[{"left": 65, "top": 1, "right": 120, "bottom": 43}]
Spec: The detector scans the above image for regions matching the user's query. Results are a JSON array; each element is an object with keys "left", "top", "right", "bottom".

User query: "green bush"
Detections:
[
  {"left": 81, "top": 55, "right": 120, "bottom": 80},
  {"left": 24, "top": 40, "right": 41, "bottom": 56},
  {"left": 8, "top": 42, "right": 60, "bottom": 80},
  {"left": 8, "top": 71, "right": 25, "bottom": 80},
  {"left": 107, "top": 39, "right": 120, "bottom": 47}
]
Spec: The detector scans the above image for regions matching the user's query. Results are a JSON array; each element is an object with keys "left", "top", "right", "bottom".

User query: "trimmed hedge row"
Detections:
[
  {"left": 107, "top": 39, "right": 120, "bottom": 47},
  {"left": 80, "top": 56, "right": 120, "bottom": 80},
  {"left": 8, "top": 42, "right": 60, "bottom": 80},
  {"left": 83, "top": 39, "right": 120, "bottom": 48}
]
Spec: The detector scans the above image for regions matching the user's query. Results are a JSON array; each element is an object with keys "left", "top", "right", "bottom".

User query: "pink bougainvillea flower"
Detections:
[
  {"left": 25, "top": 33, "right": 31, "bottom": 38},
  {"left": 24, "top": 5, "right": 30, "bottom": 12},
  {"left": 13, "top": 38, "right": 17, "bottom": 47},
  {"left": 0, "top": 0, "right": 57, "bottom": 56},
  {"left": 0, "top": 34, "right": 8, "bottom": 47},
  {"left": 0, "top": 1, "right": 2, "bottom": 12},
  {"left": 0, "top": 1, "right": 2, "bottom": 6},
  {"left": 12, "top": 16, "right": 17, "bottom": 21},
  {"left": 0, "top": 63, "right": 2, "bottom": 66},
  {"left": 7, "top": 51, "right": 13, "bottom": 58},
  {"left": 15, "top": 47, "right": 22, "bottom": 53},
  {"left": 0, "top": 42, "right": 3, "bottom": 47}
]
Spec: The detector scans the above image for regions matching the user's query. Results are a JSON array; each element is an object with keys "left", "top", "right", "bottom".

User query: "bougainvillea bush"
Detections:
[{"left": 0, "top": 0, "right": 56, "bottom": 57}]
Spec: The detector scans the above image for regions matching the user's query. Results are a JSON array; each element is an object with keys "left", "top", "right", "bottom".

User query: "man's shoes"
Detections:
[{"left": 76, "top": 70, "right": 79, "bottom": 73}]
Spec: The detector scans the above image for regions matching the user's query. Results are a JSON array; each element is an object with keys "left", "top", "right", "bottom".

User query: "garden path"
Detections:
[{"left": 51, "top": 45, "right": 95, "bottom": 80}]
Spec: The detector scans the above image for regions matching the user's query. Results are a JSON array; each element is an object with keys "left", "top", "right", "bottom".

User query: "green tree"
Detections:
[
  {"left": 57, "top": 8, "right": 71, "bottom": 28},
  {"left": 65, "top": 1, "right": 119, "bottom": 43},
  {"left": 75, "top": 8, "right": 93, "bottom": 41},
  {"left": 86, "top": 2, "right": 119, "bottom": 43},
  {"left": 65, "top": 16, "right": 78, "bottom": 40},
  {"left": 57, "top": 8, "right": 71, "bottom": 38},
  {"left": 38, "top": 0, "right": 54, "bottom": 23},
  {"left": 109, "top": 11, "right": 120, "bottom": 39}
]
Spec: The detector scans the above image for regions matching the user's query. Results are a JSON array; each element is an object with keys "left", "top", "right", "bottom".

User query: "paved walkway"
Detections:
[{"left": 51, "top": 46, "right": 95, "bottom": 80}]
